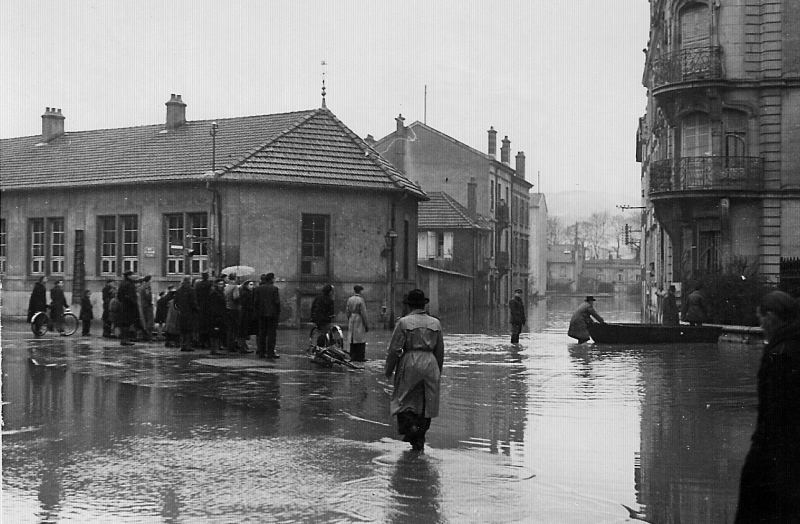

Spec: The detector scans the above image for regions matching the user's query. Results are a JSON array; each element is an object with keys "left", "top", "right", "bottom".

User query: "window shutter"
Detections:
[{"left": 444, "top": 232, "right": 454, "bottom": 260}]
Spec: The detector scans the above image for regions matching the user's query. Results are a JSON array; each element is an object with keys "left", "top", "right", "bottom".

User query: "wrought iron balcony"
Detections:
[
  {"left": 652, "top": 46, "right": 722, "bottom": 89},
  {"left": 648, "top": 156, "right": 763, "bottom": 195}
]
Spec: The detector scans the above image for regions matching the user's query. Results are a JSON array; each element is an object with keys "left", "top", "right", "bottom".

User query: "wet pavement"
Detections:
[{"left": 2, "top": 297, "right": 763, "bottom": 523}]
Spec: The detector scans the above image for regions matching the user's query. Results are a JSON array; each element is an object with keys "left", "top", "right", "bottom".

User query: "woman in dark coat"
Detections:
[
  {"left": 79, "top": 289, "right": 94, "bottom": 336},
  {"left": 661, "top": 285, "right": 679, "bottom": 326},
  {"left": 50, "top": 280, "right": 67, "bottom": 335},
  {"left": 174, "top": 277, "right": 198, "bottom": 352},
  {"left": 735, "top": 291, "right": 800, "bottom": 522},
  {"left": 27, "top": 276, "right": 48, "bottom": 322},
  {"left": 117, "top": 271, "right": 139, "bottom": 345}
]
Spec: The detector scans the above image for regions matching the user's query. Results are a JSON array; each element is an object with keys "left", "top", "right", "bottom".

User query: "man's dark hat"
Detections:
[
  {"left": 354, "top": 285, "right": 363, "bottom": 293},
  {"left": 585, "top": 295, "right": 596, "bottom": 302},
  {"left": 404, "top": 289, "right": 429, "bottom": 307},
  {"left": 265, "top": 272, "right": 275, "bottom": 281},
  {"left": 123, "top": 270, "right": 134, "bottom": 277},
  {"left": 322, "top": 284, "right": 333, "bottom": 294},
  {"left": 514, "top": 288, "right": 523, "bottom": 294}
]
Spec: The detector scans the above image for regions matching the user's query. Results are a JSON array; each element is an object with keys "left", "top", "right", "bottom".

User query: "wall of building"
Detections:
[
  {"left": 528, "top": 195, "right": 548, "bottom": 295},
  {"left": 1, "top": 184, "right": 416, "bottom": 326}
]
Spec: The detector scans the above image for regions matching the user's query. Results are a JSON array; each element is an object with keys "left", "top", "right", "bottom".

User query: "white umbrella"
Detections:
[{"left": 220, "top": 265, "right": 255, "bottom": 279}]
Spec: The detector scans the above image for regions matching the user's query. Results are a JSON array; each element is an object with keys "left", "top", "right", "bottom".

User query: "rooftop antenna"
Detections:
[
  {"left": 537, "top": 170, "right": 541, "bottom": 194},
  {"left": 424, "top": 84, "right": 427, "bottom": 125},
  {"left": 321, "top": 60, "right": 327, "bottom": 108}
]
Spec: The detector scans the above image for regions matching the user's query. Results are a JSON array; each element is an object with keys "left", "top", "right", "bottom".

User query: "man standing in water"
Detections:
[
  {"left": 385, "top": 289, "right": 444, "bottom": 452},
  {"left": 568, "top": 296, "right": 605, "bottom": 344},
  {"left": 509, "top": 288, "right": 526, "bottom": 344},
  {"left": 735, "top": 290, "right": 800, "bottom": 522}
]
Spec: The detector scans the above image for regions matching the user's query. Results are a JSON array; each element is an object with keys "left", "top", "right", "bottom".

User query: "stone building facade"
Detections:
[
  {"left": 372, "top": 118, "right": 532, "bottom": 307},
  {"left": 638, "top": 0, "right": 800, "bottom": 312},
  {"left": 0, "top": 95, "right": 426, "bottom": 326}
]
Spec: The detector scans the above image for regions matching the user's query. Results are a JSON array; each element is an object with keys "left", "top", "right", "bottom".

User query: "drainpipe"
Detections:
[{"left": 207, "top": 122, "right": 222, "bottom": 275}]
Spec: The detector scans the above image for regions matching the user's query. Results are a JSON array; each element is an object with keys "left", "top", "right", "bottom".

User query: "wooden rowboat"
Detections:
[{"left": 587, "top": 322, "right": 723, "bottom": 344}]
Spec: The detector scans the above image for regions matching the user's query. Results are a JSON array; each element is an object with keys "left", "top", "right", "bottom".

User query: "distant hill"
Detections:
[{"left": 544, "top": 190, "right": 641, "bottom": 222}]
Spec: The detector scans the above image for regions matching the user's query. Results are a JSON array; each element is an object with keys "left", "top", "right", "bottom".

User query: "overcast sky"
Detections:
[{"left": 1, "top": 0, "right": 650, "bottom": 202}]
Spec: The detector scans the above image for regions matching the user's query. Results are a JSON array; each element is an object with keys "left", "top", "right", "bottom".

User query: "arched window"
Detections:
[
  {"left": 723, "top": 110, "right": 748, "bottom": 158},
  {"left": 681, "top": 112, "right": 711, "bottom": 157},
  {"left": 679, "top": 3, "right": 710, "bottom": 49}
]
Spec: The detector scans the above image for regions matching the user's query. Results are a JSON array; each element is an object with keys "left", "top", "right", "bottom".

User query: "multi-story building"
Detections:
[
  {"left": 638, "top": 0, "right": 800, "bottom": 312},
  {"left": 527, "top": 193, "right": 549, "bottom": 298},
  {"left": 373, "top": 117, "right": 532, "bottom": 307},
  {"left": 0, "top": 95, "right": 426, "bottom": 325}
]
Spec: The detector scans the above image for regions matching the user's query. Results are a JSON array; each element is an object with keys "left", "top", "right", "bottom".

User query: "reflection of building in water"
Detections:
[
  {"left": 636, "top": 350, "right": 756, "bottom": 522},
  {"left": 437, "top": 344, "right": 528, "bottom": 454}
]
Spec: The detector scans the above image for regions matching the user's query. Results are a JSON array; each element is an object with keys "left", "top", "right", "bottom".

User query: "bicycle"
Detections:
[{"left": 30, "top": 307, "right": 78, "bottom": 337}]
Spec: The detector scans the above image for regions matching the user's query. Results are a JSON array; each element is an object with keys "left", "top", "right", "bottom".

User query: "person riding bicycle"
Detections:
[{"left": 27, "top": 276, "right": 48, "bottom": 323}]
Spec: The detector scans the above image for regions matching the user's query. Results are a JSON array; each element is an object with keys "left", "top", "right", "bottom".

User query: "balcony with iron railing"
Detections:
[
  {"left": 648, "top": 156, "right": 763, "bottom": 196},
  {"left": 651, "top": 46, "right": 723, "bottom": 93}
]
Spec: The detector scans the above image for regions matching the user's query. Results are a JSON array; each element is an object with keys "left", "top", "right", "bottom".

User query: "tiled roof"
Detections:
[
  {"left": 0, "top": 108, "right": 426, "bottom": 198},
  {"left": 226, "top": 110, "right": 425, "bottom": 196},
  {"left": 418, "top": 192, "right": 492, "bottom": 230}
]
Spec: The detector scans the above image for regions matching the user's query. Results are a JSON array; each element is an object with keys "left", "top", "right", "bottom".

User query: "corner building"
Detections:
[
  {"left": 638, "top": 0, "right": 800, "bottom": 305},
  {"left": 0, "top": 95, "right": 426, "bottom": 325}
]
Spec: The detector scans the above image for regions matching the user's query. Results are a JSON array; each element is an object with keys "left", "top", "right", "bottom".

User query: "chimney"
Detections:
[
  {"left": 501, "top": 136, "right": 511, "bottom": 164},
  {"left": 515, "top": 151, "right": 526, "bottom": 179},
  {"left": 41, "top": 107, "right": 65, "bottom": 142},
  {"left": 395, "top": 114, "right": 406, "bottom": 137},
  {"left": 165, "top": 94, "right": 186, "bottom": 130},
  {"left": 467, "top": 177, "right": 477, "bottom": 218},
  {"left": 364, "top": 134, "right": 376, "bottom": 146},
  {"left": 488, "top": 126, "right": 497, "bottom": 157}
]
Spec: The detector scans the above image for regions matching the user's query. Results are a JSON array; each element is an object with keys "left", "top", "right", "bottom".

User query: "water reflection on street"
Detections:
[{"left": 2, "top": 294, "right": 761, "bottom": 523}]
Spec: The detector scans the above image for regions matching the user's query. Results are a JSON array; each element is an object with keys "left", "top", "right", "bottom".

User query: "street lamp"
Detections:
[
  {"left": 385, "top": 229, "right": 398, "bottom": 329},
  {"left": 207, "top": 122, "right": 222, "bottom": 274}
]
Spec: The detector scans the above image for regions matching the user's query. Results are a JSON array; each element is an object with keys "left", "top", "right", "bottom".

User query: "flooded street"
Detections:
[{"left": 2, "top": 296, "right": 761, "bottom": 523}]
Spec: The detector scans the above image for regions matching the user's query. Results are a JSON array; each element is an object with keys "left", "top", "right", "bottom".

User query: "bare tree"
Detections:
[
  {"left": 582, "top": 212, "right": 611, "bottom": 259},
  {"left": 547, "top": 216, "right": 567, "bottom": 247}
]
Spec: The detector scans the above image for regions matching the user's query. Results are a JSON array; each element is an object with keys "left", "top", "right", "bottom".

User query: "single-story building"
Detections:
[{"left": 0, "top": 95, "right": 426, "bottom": 326}]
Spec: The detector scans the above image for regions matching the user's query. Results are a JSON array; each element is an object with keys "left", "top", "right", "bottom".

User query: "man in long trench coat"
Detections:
[{"left": 385, "top": 289, "right": 444, "bottom": 452}]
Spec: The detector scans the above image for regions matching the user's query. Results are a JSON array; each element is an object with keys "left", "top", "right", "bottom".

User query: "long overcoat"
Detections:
[
  {"left": 164, "top": 293, "right": 179, "bottom": 336},
  {"left": 346, "top": 293, "right": 368, "bottom": 345},
  {"left": 735, "top": 321, "right": 800, "bottom": 522},
  {"left": 117, "top": 278, "right": 139, "bottom": 328},
  {"left": 173, "top": 285, "right": 198, "bottom": 332},
  {"left": 27, "top": 282, "right": 48, "bottom": 322},
  {"left": 568, "top": 301, "right": 604, "bottom": 341},
  {"left": 385, "top": 310, "right": 444, "bottom": 419},
  {"left": 50, "top": 285, "right": 67, "bottom": 322}
]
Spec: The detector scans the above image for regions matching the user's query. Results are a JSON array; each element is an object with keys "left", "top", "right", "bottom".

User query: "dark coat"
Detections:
[
  {"left": 27, "top": 282, "right": 48, "bottom": 322},
  {"left": 682, "top": 289, "right": 707, "bottom": 324},
  {"left": 79, "top": 296, "right": 94, "bottom": 321},
  {"left": 117, "top": 278, "right": 139, "bottom": 327},
  {"left": 255, "top": 282, "right": 281, "bottom": 318},
  {"left": 195, "top": 279, "right": 213, "bottom": 311},
  {"left": 207, "top": 288, "right": 227, "bottom": 326},
  {"left": 509, "top": 296, "right": 526, "bottom": 325},
  {"left": 164, "top": 293, "right": 179, "bottom": 336},
  {"left": 50, "top": 286, "right": 67, "bottom": 322},
  {"left": 311, "top": 294, "right": 335, "bottom": 326},
  {"left": 662, "top": 292, "right": 679, "bottom": 326},
  {"left": 735, "top": 321, "right": 800, "bottom": 522},
  {"left": 155, "top": 294, "right": 170, "bottom": 324},
  {"left": 102, "top": 284, "right": 114, "bottom": 311},
  {"left": 174, "top": 284, "right": 198, "bottom": 332}
]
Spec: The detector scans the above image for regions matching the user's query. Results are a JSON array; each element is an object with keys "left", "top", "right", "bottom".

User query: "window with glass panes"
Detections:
[
  {"left": 166, "top": 214, "right": 185, "bottom": 275},
  {"left": 121, "top": 215, "right": 139, "bottom": 274},
  {"left": 31, "top": 218, "right": 45, "bottom": 274},
  {"left": 189, "top": 213, "right": 209, "bottom": 274},
  {"left": 301, "top": 214, "right": 329, "bottom": 276},
  {"left": 0, "top": 218, "right": 6, "bottom": 273},
  {"left": 49, "top": 218, "right": 65, "bottom": 274},
  {"left": 99, "top": 216, "right": 117, "bottom": 275}
]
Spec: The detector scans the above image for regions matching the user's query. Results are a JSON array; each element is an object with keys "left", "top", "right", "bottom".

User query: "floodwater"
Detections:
[{"left": 2, "top": 295, "right": 762, "bottom": 523}]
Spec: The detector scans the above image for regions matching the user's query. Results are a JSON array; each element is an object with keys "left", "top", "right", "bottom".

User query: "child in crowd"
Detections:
[{"left": 80, "top": 289, "right": 94, "bottom": 336}]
